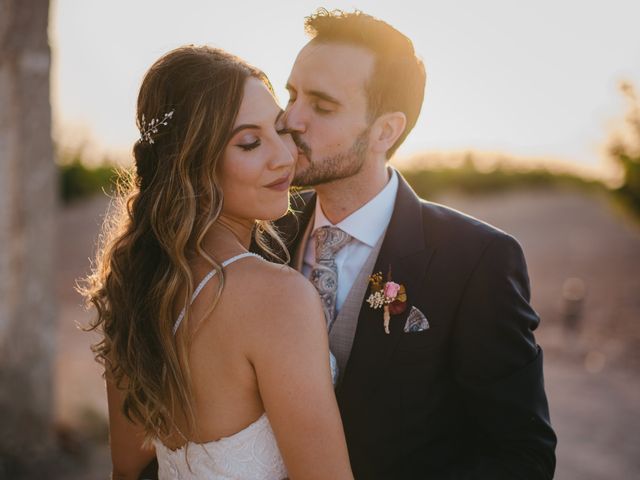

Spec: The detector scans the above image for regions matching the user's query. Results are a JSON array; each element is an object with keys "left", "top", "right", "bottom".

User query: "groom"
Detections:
[{"left": 274, "top": 8, "right": 557, "bottom": 479}]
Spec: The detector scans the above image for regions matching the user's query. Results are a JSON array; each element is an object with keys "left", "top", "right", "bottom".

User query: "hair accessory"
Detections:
[{"left": 139, "top": 110, "right": 175, "bottom": 144}]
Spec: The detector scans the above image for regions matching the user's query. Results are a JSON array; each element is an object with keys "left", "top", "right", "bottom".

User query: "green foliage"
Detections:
[
  {"left": 57, "top": 152, "right": 118, "bottom": 204},
  {"left": 56, "top": 150, "right": 602, "bottom": 206},
  {"left": 399, "top": 157, "right": 601, "bottom": 201},
  {"left": 608, "top": 82, "right": 640, "bottom": 214}
]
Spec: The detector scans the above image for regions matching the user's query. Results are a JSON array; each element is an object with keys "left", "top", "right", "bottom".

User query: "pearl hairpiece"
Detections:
[{"left": 139, "top": 110, "right": 175, "bottom": 144}]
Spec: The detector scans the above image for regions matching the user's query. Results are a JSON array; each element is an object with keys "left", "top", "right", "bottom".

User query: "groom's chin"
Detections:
[
  {"left": 291, "top": 165, "right": 309, "bottom": 188},
  {"left": 291, "top": 174, "right": 315, "bottom": 188}
]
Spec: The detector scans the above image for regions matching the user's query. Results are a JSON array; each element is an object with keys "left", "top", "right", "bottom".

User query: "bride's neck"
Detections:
[{"left": 199, "top": 214, "right": 254, "bottom": 261}]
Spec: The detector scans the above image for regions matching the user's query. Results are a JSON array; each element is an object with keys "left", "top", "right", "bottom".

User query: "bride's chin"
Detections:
[{"left": 255, "top": 199, "right": 291, "bottom": 222}]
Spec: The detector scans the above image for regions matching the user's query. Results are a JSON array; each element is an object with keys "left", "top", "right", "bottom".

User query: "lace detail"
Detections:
[{"left": 154, "top": 414, "right": 287, "bottom": 480}]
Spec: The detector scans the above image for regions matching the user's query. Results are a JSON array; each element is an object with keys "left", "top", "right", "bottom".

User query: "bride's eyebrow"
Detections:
[
  {"left": 230, "top": 123, "right": 260, "bottom": 136},
  {"left": 231, "top": 109, "right": 284, "bottom": 136}
]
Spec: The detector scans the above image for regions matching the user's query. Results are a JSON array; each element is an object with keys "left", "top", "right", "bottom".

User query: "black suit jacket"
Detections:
[
  {"left": 274, "top": 172, "right": 556, "bottom": 479},
  {"left": 139, "top": 171, "right": 556, "bottom": 480}
]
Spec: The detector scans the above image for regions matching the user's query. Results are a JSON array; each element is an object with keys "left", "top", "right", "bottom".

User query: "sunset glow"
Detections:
[{"left": 51, "top": 0, "right": 640, "bottom": 176}]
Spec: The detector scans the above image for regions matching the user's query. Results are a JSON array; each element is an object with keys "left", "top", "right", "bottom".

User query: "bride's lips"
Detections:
[{"left": 264, "top": 172, "right": 293, "bottom": 192}]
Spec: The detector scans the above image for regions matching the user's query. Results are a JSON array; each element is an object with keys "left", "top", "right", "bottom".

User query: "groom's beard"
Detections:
[{"left": 291, "top": 127, "right": 370, "bottom": 187}]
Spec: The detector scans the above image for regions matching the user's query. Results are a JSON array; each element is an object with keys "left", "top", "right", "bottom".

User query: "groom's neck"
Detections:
[{"left": 314, "top": 163, "right": 390, "bottom": 225}]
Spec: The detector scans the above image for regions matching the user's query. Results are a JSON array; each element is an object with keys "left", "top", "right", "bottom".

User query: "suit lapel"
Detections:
[
  {"left": 337, "top": 172, "right": 435, "bottom": 394},
  {"left": 282, "top": 175, "right": 435, "bottom": 393},
  {"left": 329, "top": 232, "right": 385, "bottom": 384}
]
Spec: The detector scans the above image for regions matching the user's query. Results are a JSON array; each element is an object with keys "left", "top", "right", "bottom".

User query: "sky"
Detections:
[{"left": 50, "top": 0, "right": 640, "bottom": 176}]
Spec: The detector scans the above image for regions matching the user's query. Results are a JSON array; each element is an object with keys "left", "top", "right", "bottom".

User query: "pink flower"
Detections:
[{"left": 383, "top": 281, "right": 401, "bottom": 300}]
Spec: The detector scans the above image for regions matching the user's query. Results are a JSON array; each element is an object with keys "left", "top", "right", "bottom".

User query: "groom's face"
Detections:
[{"left": 284, "top": 41, "right": 375, "bottom": 186}]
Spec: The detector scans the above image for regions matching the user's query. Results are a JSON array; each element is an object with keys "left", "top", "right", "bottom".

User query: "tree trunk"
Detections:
[{"left": 0, "top": 0, "right": 56, "bottom": 460}]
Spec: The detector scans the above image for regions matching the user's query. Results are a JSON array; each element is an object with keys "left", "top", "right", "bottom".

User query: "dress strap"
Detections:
[{"left": 172, "top": 252, "right": 264, "bottom": 335}]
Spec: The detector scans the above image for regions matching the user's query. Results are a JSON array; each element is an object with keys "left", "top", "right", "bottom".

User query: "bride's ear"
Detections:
[{"left": 369, "top": 112, "right": 407, "bottom": 157}]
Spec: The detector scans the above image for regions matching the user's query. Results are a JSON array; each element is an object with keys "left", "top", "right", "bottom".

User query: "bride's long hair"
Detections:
[{"left": 81, "top": 45, "right": 287, "bottom": 443}]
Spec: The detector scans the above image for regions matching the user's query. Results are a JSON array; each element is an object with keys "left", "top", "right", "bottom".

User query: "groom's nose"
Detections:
[{"left": 283, "top": 100, "right": 307, "bottom": 133}]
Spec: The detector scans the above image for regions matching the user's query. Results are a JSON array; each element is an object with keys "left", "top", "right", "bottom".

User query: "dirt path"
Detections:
[{"left": 55, "top": 188, "right": 640, "bottom": 479}]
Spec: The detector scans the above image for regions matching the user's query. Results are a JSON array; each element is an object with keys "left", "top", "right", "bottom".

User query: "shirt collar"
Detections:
[{"left": 312, "top": 168, "right": 398, "bottom": 247}]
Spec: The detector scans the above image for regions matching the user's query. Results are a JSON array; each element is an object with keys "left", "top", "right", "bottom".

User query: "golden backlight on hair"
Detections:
[{"left": 79, "top": 45, "right": 288, "bottom": 444}]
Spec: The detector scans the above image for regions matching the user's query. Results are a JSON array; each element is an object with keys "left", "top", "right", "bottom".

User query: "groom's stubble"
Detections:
[{"left": 291, "top": 126, "right": 371, "bottom": 187}]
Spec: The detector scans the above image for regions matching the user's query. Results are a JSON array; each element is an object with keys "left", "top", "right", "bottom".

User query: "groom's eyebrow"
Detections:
[
  {"left": 307, "top": 89, "right": 342, "bottom": 105},
  {"left": 286, "top": 83, "right": 342, "bottom": 106}
]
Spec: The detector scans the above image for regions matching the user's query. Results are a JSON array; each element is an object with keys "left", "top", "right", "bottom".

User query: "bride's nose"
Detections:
[{"left": 272, "top": 133, "right": 296, "bottom": 168}]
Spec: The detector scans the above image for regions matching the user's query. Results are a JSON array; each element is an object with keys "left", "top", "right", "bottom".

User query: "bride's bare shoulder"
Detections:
[
  {"left": 228, "top": 257, "right": 320, "bottom": 306},
  {"left": 224, "top": 257, "right": 324, "bottom": 330}
]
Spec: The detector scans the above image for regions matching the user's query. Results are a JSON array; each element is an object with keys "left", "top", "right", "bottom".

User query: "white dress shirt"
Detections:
[{"left": 302, "top": 169, "right": 399, "bottom": 313}]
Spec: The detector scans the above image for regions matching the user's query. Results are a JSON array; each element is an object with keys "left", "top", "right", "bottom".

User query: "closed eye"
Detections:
[
  {"left": 313, "top": 103, "right": 333, "bottom": 114},
  {"left": 238, "top": 139, "right": 261, "bottom": 151}
]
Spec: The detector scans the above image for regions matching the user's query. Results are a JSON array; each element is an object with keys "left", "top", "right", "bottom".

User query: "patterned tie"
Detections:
[{"left": 310, "top": 226, "right": 352, "bottom": 329}]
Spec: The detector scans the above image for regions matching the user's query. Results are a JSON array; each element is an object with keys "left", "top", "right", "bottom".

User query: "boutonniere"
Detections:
[{"left": 366, "top": 267, "right": 407, "bottom": 334}]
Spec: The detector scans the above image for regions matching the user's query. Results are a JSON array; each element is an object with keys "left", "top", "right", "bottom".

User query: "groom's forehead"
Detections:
[{"left": 289, "top": 41, "right": 374, "bottom": 93}]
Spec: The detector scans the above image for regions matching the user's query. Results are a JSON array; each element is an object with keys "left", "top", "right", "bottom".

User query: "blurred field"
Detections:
[{"left": 53, "top": 185, "right": 640, "bottom": 479}]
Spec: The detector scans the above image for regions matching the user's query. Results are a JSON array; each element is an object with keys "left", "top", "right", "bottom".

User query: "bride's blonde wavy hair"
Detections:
[{"left": 80, "top": 45, "right": 288, "bottom": 443}]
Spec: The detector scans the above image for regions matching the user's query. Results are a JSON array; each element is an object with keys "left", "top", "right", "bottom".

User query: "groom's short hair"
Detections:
[{"left": 305, "top": 8, "right": 426, "bottom": 158}]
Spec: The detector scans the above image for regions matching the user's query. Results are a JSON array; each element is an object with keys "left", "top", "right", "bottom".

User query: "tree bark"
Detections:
[{"left": 0, "top": 0, "right": 56, "bottom": 459}]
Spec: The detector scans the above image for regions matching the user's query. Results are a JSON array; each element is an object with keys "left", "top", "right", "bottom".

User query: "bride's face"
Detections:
[{"left": 218, "top": 77, "right": 297, "bottom": 221}]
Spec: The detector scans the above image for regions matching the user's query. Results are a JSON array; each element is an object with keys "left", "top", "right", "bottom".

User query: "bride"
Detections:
[{"left": 82, "top": 45, "right": 353, "bottom": 479}]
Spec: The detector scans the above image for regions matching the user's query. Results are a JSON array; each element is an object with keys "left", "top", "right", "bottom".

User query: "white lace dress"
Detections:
[
  {"left": 154, "top": 412, "right": 287, "bottom": 479},
  {"left": 154, "top": 253, "right": 339, "bottom": 479}
]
